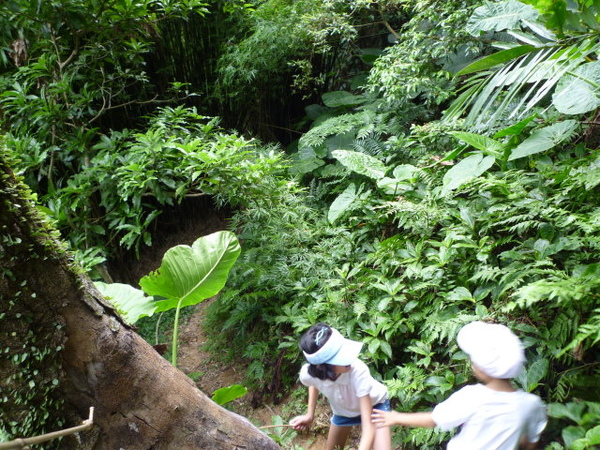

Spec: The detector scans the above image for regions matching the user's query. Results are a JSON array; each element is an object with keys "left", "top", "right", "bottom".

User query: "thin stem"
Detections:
[
  {"left": 155, "top": 311, "right": 165, "bottom": 345},
  {"left": 171, "top": 299, "right": 184, "bottom": 367}
]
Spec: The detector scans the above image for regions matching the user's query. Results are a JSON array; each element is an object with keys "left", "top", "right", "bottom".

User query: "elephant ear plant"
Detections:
[{"left": 96, "top": 231, "right": 241, "bottom": 367}]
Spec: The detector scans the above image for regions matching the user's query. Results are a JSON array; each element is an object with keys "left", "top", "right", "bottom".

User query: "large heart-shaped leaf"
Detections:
[
  {"left": 289, "top": 147, "right": 325, "bottom": 175},
  {"left": 392, "top": 164, "right": 418, "bottom": 181},
  {"left": 140, "top": 231, "right": 241, "bottom": 312},
  {"left": 95, "top": 281, "right": 155, "bottom": 324}
]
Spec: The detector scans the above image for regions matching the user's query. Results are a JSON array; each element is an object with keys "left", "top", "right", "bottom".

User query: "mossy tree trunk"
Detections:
[{"left": 0, "top": 152, "right": 278, "bottom": 449}]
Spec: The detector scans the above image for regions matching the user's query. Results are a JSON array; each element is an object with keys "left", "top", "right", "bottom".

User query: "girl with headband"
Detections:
[{"left": 289, "top": 323, "right": 391, "bottom": 450}]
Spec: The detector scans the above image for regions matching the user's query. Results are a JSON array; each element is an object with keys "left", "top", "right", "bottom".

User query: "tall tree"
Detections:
[{"left": 0, "top": 149, "right": 278, "bottom": 449}]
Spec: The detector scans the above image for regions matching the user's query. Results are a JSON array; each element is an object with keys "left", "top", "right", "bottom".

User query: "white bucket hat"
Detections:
[
  {"left": 303, "top": 328, "right": 363, "bottom": 366},
  {"left": 457, "top": 321, "right": 525, "bottom": 379}
]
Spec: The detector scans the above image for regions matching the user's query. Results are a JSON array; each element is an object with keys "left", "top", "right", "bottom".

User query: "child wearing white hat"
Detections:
[
  {"left": 371, "top": 321, "right": 547, "bottom": 450},
  {"left": 289, "top": 322, "right": 392, "bottom": 450}
]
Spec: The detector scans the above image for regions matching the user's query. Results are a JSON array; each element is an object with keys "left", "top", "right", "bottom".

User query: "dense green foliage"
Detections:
[
  {"left": 1, "top": 0, "right": 599, "bottom": 448},
  {"left": 207, "top": 1, "right": 600, "bottom": 448}
]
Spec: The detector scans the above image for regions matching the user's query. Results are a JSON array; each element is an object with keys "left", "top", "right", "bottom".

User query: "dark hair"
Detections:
[{"left": 299, "top": 323, "right": 338, "bottom": 381}]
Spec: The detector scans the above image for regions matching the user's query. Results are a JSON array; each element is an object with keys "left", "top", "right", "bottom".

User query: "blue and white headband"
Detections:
[{"left": 303, "top": 328, "right": 363, "bottom": 366}]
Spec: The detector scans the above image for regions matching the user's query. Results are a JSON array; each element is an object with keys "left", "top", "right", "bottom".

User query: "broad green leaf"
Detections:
[
  {"left": 586, "top": 425, "right": 600, "bottom": 445},
  {"left": 447, "top": 287, "right": 475, "bottom": 303},
  {"left": 211, "top": 384, "right": 248, "bottom": 406},
  {"left": 325, "top": 132, "right": 356, "bottom": 153},
  {"left": 563, "top": 426, "right": 586, "bottom": 448},
  {"left": 449, "top": 131, "right": 505, "bottom": 155},
  {"left": 332, "top": 149, "right": 387, "bottom": 180},
  {"left": 508, "top": 120, "right": 579, "bottom": 160},
  {"left": 456, "top": 45, "right": 536, "bottom": 76},
  {"left": 493, "top": 114, "right": 537, "bottom": 138},
  {"left": 526, "top": 358, "right": 548, "bottom": 391},
  {"left": 442, "top": 153, "right": 495, "bottom": 194},
  {"left": 547, "top": 403, "right": 570, "bottom": 419},
  {"left": 305, "top": 103, "right": 328, "bottom": 120},
  {"left": 289, "top": 147, "right": 325, "bottom": 175},
  {"left": 571, "top": 438, "right": 589, "bottom": 450},
  {"left": 376, "top": 177, "right": 412, "bottom": 195},
  {"left": 553, "top": 61, "right": 600, "bottom": 114},
  {"left": 360, "top": 48, "right": 383, "bottom": 64},
  {"left": 466, "top": 0, "right": 539, "bottom": 36},
  {"left": 392, "top": 164, "right": 417, "bottom": 181},
  {"left": 322, "top": 91, "right": 368, "bottom": 108},
  {"left": 376, "top": 166, "right": 417, "bottom": 194},
  {"left": 547, "top": 402, "right": 586, "bottom": 422},
  {"left": 95, "top": 282, "right": 155, "bottom": 324},
  {"left": 379, "top": 341, "right": 393, "bottom": 360},
  {"left": 521, "top": 19, "right": 556, "bottom": 41},
  {"left": 140, "top": 231, "right": 241, "bottom": 312},
  {"left": 328, "top": 183, "right": 357, "bottom": 224},
  {"left": 507, "top": 29, "right": 544, "bottom": 46}
]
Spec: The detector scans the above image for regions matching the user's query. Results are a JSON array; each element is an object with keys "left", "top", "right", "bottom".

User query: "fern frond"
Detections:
[
  {"left": 469, "top": 265, "right": 503, "bottom": 283},
  {"left": 299, "top": 111, "right": 372, "bottom": 149},
  {"left": 505, "top": 219, "right": 542, "bottom": 235},
  {"left": 419, "top": 312, "right": 472, "bottom": 346},
  {"left": 353, "top": 295, "right": 369, "bottom": 318},
  {"left": 508, "top": 264, "right": 600, "bottom": 310},
  {"left": 547, "top": 310, "right": 580, "bottom": 356},
  {"left": 498, "top": 260, "right": 560, "bottom": 297},
  {"left": 353, "top": 135, "right": 385, "bottom": 156},
  {"left": 560, "top": 308, "right": 600, "bottom": 357},
  {"left": 356, "top": 123, "right": 377, "bottom": 141},
  {"left": 385, "top": 365, "right": 428, "bottom": 405}
]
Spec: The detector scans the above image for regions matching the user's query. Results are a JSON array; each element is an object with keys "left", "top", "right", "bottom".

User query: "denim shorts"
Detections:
[{"left": 331, "top": 399, "right": 391, "bottom": 427}]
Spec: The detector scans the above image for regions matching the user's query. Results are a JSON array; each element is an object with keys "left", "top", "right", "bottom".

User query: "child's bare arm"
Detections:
[
  {"left": 371, "top": 409, "right": 436, "bottom": 428},
  {"left": 358, "top": 396, "right": 377, "bottom": 450},
  {"left": 289, "top": 386, "right": 318, "bottom": 430}
]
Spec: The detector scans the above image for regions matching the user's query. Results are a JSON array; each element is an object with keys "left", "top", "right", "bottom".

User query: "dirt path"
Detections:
[{"left": 175, "top": 301, "right": 333, "bottom": 449}]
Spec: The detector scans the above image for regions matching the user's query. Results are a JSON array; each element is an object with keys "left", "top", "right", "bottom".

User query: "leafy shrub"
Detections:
[{"left": 8, "top": 106, "right": 287, "bottom": 272}]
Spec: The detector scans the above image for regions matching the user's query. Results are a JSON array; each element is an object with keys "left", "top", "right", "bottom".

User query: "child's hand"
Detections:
[
  {"left": 371, "top": 409, "right": 394, "bottom": 428},
  {"left": 289, "top": 414, "right": 313, "bottom": 430}
]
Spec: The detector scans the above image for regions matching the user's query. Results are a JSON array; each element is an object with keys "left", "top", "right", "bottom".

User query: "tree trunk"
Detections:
[{"left": 0, "top": 153, "right": 279, "bottom": 449}]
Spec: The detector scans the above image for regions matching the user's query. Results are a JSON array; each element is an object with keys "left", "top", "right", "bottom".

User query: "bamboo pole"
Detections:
[
  {"left": 0, "top": 407, "right": 94, "bottom": 449},
  {"left": 258, "top": 423, "right": 295, "bottom": 430}
]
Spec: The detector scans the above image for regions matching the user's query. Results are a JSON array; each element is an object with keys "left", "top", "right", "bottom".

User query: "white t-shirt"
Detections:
[
  {"left": 299, "top": 359, "right": 388, "bottom": 417},
  {"left": 431, "top": 384, "right": 547, "bottom": 450}
]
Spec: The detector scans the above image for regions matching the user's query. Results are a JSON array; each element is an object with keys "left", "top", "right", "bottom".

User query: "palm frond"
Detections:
[{"left": 447, "top": 38, "right": 599, "bottom": 131}]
